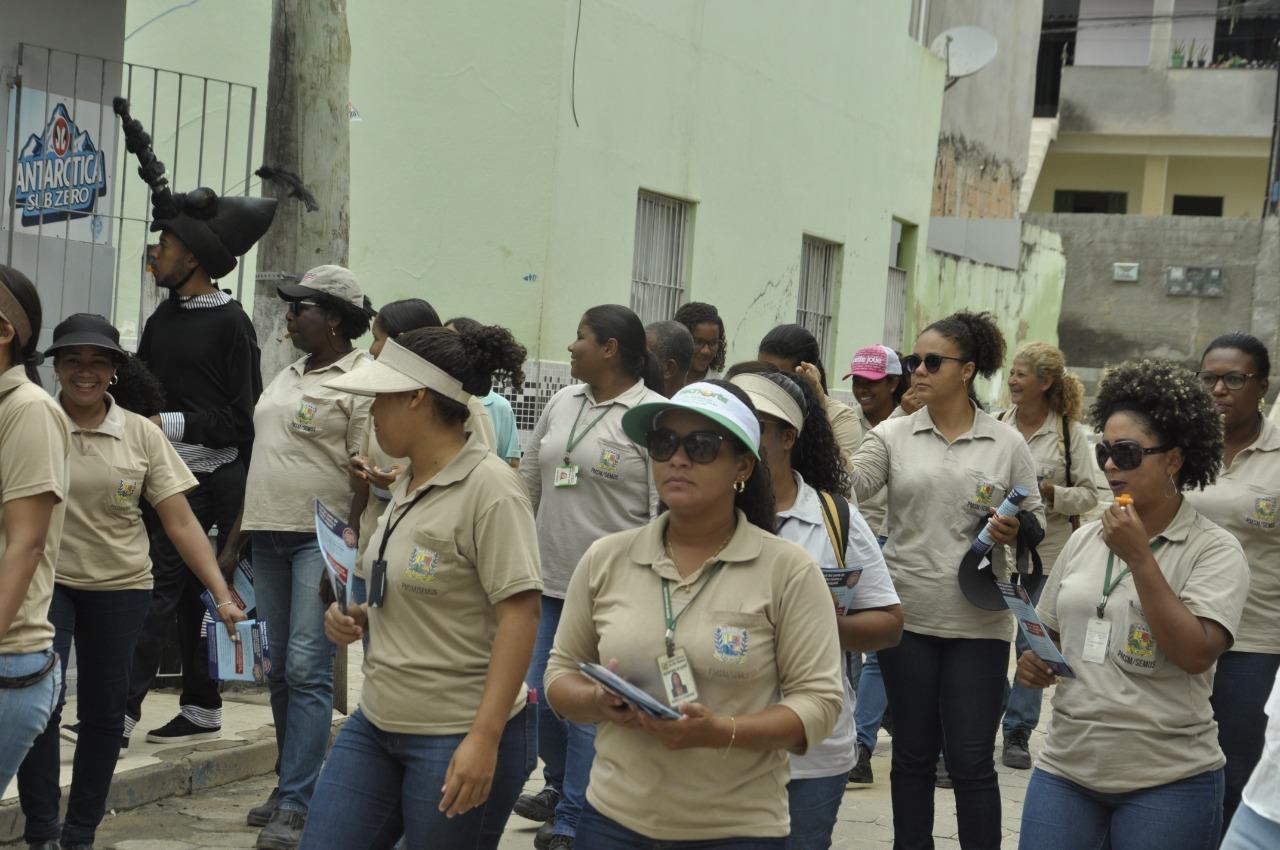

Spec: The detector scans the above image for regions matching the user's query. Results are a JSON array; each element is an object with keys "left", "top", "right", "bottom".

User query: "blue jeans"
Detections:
[
  {"left": 528, "top": 594, "right": 596, "bottom": 838},
  {"left": 1002, "top": 579, "right": 1047, "bottom": 738},
  {"left": 1210, "top": 650, "right": 1280, "bottom": 833},
  {"left": 300, "top": 705, "right": 535, "bottom": 849},
  {"left": 18, "top": 586, "right": 151, "bottom": 845},
  {"left": 1221, "top": 802, "right": 1280, "bottom": 850},
  {"left": 577, "top": 802, "right": 786, "bottom": 849},
  {"left": 0, "top": 649, "right": 60, "bottom": 794},
  {"left": 1020, "top": 767, "right": 1224, "bottom": 850},
  {"left": 786, "top": 773, "right": 847, "bottom": 849},
  {"left": 253, "top": 531, "right": 336, "bottom": 815},
  {"left": 854, "top": 651, "right": 887, "bottom": 752}
]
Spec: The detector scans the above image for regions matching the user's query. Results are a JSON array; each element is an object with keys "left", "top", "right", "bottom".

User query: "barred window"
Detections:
[
  {"left": 630, "top": 190, "right": 692, "bottom": 324},
  {"left": 797, "top": 235, "right": 841, "bottom": 364}
]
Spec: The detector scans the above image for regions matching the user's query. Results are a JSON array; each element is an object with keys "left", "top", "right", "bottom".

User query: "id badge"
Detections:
[
  {"left": 368, "top": 558, "right": 387, "bottom": 608},
  {"left": 1082, "top": 617, "right": 1111, "bottom": 664},
  {"left": 656, "top": 648, "right": 699, "bottom": 706},
  {"left": 553, "top": 464, "right": 579, "bottom": 488}
]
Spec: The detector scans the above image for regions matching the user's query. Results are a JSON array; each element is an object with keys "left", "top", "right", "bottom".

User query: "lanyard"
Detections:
[
  {"left": 1097, "top": 541, "right": 1161, "bottom": 619},
  {"left": 375, "top": 487, "right": 433, "bottom": 565},
  {"left": 563, "top": 397, "right": 613, "bottom": 464},
  {"left": 661, "top": 561, "right": 724, "bottom": 657}
]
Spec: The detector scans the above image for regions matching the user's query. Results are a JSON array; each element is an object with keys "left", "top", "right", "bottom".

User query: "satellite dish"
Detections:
[{"left": 930, "top": 26, "right": 998, "bottom": 88}]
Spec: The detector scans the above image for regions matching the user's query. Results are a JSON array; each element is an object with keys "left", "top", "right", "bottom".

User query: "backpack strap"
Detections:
[{"left": 818, "top": 491, "right": 850, "bottom": 569}]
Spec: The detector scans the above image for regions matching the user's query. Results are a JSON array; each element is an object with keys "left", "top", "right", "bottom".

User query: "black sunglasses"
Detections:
[
  {"left": 646, "top": 429, "right": 727, "bottom": 464},
  {"left": 287, "top": 300, "right": 319, "bottom": 316},
  {"left": 1196, "top": 371, "right": 1257, "bottom": 392},
  {"left": 1095, "top": 439, "right": 1171, "bottom": 471},
  {"left": 903, "top": 353, "right": 966, "bottom": 374}
]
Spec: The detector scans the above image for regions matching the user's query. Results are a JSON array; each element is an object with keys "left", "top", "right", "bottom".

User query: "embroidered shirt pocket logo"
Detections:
[
  {"left": 592, "top": 446, "right": 623, "bottom": 480},
  {"left": 111, "top": 478, "right": 140, "bottom": 510},
  {"left": 405, "top": 546, "right": 439, "bottom": 583},
  {"left": 289, "top": 400, "right": 320, "bottom": 435},
  {"left": 712, "top": 626, "right": 749, "bottom": 663},
  {"left": 1248, "top": 495, "right": 1278, "bottom": 529}
]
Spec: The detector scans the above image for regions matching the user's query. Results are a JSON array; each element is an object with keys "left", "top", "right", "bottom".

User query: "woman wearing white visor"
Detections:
[{"left": 301, "top": 325, "right": 541, "bottom": 850}]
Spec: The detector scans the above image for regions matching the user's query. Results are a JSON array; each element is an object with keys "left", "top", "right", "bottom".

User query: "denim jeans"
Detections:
[
  {"left": 528, "top": 594, "right": 597, "bottom": 838},
  {"left": 18, "top": 585, "right": 151, "bottom": 845},
  {"left": 0, "top": 649, "right": 60, "bottom": 794},
  {"left": 1220, "top": 802, "right": 1280, "bottom": 850},
  {"left": 253, "top": 531, "right": 336, "bottom": 815},
  {"left": 577, "top": 802, "right": 786, "bottom": 849},
  {"left": 1019, "top": 767, "right": 1224, "bottom": 850},
  {"left": 878, "top": 631, "right": 1007, "bottom": 850},
  {"left": 854, "top": 651, "right": 887, "bottom": 752},
  {"left": 299, "top": 705, "right": 535, "bottom": 849},
  {"left": 1002, "top": 579, "right": 1047, "bottom": 738},
  {"left": 786, "top": 773, "right": 847, "bottom": 849},
  {"left": 1210, "top": 650, "right": 1280, "bottom": 833},
  {"left": 127, "top": 461, "right": 244, "bottom": 722}
]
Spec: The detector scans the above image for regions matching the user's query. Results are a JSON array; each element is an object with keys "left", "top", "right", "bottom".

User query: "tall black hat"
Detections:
[{"left": 113, "top": 97, "right": 277, "bottom": 279}]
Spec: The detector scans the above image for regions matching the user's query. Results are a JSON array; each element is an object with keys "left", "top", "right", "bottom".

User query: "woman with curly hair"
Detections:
[
  {"left": 1017, "top": 359, "right": 1250, "bottom": 850},
  {"left": 674, "top": 301, "right": 726, "bottom": 382},
  {"left": 759, "top": 324, "right": 863, "bottom": 466},
  {"left": 727, "top": 363, "right": 902, "bottom": 849},
  {"left": 545, "top": 380, "right": 844, "bottom": 846},
  {"left": 849, "top": 311, "right": 1043, "bottom": 849},
  {"left": 1185, "top": 333, "right": 1280, "bottom": 834},
  {"left": 305, "top": 323, "right": 539, "bottom": 849},
  {"left": 996, "top": 342, "right": 1100, "bottom": 769}
]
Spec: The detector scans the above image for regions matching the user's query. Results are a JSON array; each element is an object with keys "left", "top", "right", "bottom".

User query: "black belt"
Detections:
[{"left": 0, "top": 651, "right": 57, "bottom": 689}]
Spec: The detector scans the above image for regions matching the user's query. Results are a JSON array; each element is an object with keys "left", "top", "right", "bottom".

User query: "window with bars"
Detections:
[
  {"left": 630, "top": 190, "right": 692, "bottom": 324},
  {"left": 797, "top": 235, "right": 841, "bottom": 364}
]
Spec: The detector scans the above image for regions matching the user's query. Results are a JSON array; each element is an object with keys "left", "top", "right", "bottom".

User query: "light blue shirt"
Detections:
[{"left": 483, "top": 391, "right": 521, "bottom": 461}]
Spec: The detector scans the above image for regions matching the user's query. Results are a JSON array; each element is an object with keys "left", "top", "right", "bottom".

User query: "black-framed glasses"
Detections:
[
  {"left": 647, "top": 429, "right": 727, "bottom": 463},
  {"left": 1095, "top": 439, "right": 1171, "bottom": 471},
  {"left": 902, "top": 353, "right": 966, "bottom": 374},
  {"left": 287, "top": 300, "right": 319, "bottom": 316},
  {"left": 1196, "top": 371, "right": 1257, "bottom": 391}
]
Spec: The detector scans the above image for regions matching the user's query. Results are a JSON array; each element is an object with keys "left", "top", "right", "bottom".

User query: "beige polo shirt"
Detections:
[
  {"left": 851, "top": 404, "right": 1045, "bottom": 641},
  {"left": 243, "top": 349, "right": 372, "bottom": 532},
  {"left": 998, "top": 409, "right": 1100, "bottom": 573},
  {"left": 0, "top": 367, "right": 68, "bottom": 653},
  {"left": 1037, "top": 500, "right": 1249, "bottom": 792},
  {"left": 1186, "top": 415, "right": 1280, "bottom": 653},
  {"left": 827, "top": 398, "right": 864, "bottom": 466},
  {"left": 58, "top": 399, "right": 196, "bottom": 590},
  {"left": 545, "top": 511, "right": 843, "bottom": 841},
  {"left": 521, "top": 380, "right": 664, "bottom": 598},
  {"left": 359, "top": 435, "right": 542, "bottom": 734}
]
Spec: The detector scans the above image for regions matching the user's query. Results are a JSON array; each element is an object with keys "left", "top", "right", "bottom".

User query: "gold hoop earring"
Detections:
[
  {"left": 733, "top": 479, "right": 746, "bottom": 494},
  {"left": 110, "top": 374, "right": 118, "bottom": 386}
]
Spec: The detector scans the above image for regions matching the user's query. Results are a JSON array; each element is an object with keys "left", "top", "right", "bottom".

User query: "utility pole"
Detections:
[{"left": 254, "top": 0, "right": 352, "bottom": 380}]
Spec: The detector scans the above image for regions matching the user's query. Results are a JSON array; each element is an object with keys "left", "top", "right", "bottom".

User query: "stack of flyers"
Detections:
[
  {"left": 200, "top": 557, "right": 255, "bottom": 622},
  {"left": 206, "top": 619, "right": 272, "bottom": 683},
  {"left": 996, "top": 580, "right": 1076, "bottom": 679},
  {"left": 577, "top": 661, "right": 681, "bottom": 720},
  {"left": 315, "top": 499, "right": 358, "bottom": 613},
  {"left": 821, "top": 566, "right": 864, "bottom": 615}
]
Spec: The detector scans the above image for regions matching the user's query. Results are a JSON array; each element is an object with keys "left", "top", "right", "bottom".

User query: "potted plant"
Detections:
[
  {"left": 1198, "top": 45, "right": 1208, "bottom": 67},
  {"left": 1171, "top": 40, "right": 1186, "bottom": 68}
]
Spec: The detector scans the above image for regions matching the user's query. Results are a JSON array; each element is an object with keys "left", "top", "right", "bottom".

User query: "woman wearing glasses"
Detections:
[
  {"left": 1018, "top": 359, "right": 1249, "bottom": 850},
  {"left": 237, "top": 266, "right": 375, "bottom": 849},
  {"left": 1184, "top": 334, "right": 1280, "bottom": 834},
  {"left": 545, "top": 381, "right": 843, "bottom": 847},
  {"left": 849, "top": 311, "right": 1043, "bottom": 850},
  {"left": 516, "top": 305, "right": 664, "bottom": 849}
]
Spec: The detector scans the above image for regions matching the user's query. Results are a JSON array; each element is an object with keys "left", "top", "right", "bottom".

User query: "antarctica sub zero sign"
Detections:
[{"left": 4, "top": 91, "right": 113, "bottom": 243}]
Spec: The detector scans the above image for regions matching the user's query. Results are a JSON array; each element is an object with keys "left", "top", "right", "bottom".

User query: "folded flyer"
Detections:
[
  {"left": 200, "top": 557, "right": 256, "bottom": 622},
  {"left": 206, "top": 619, "right": 271, "bottom": 683},
  {"left": 996, "top": 580, "right": 1076, "bottom": 679},
  {"left": 315, "top": 498, "right": 358, "bottom": 613},
  {"left": 821, "top": 566, "right": 865, "bottom": 615},
  {"left": 578, "top": 661, "right": 682, "bottom": 720}
]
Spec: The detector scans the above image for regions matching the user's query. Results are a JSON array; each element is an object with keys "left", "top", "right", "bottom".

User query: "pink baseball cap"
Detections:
[{"left": 844, "top": 345, "right": 903, "bottom": 380}]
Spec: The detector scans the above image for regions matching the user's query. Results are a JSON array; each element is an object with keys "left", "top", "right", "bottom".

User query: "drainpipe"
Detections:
[{"left": 918, "top": 0, "right": 929, "bottom": 44}]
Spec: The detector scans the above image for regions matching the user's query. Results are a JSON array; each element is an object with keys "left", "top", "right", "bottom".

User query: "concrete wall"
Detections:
[
  {"left": 1027, "top": 212, "right": 1263, "bottom": 374},
  {"left": 1074, "top": 0, "right": 1217, "bottom": 68},
  {"left": 909, "top": 224, "right": 1066, "bottom": 407}
]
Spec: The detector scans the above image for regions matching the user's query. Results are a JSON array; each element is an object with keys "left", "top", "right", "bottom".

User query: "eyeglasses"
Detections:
[
  {"left": 287, "top": 300, "right": 319, "bottom": 316},
  {"left": 1196, "top": 371, "right": 1257, "bottom": 391},
  {"left": 1095, "top": 439, "right": 1172, "bottom": 471},
  {"left": 902, "top": 353, "right": 966, "bottom": 374},
  {"left": 646, "top": 428, "right": 727, "bottom": 463}
]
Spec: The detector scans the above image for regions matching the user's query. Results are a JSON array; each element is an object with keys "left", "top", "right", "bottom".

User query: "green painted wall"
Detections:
[
  {"left": 124, "top": 1, "right": 944, "bottom": 374},
  {"left": 909, "top": 224, "right": 1066, "bottom": 407}
]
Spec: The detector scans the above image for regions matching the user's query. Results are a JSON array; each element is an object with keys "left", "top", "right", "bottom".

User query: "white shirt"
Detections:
[
  {"left": 1244, "top": 667, "right": 1280, "bottom": 824},
  {"left": 777, "top": 472, "right": 899, "bottom": 780}
]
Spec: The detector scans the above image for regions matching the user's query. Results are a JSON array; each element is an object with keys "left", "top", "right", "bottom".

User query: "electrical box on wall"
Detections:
[
  {"left": 1166, "top": 266, "right": 1224, "bottom": 298},
  {"left": 1112, "top": 262, "right": 1140, "bottom": 282}
]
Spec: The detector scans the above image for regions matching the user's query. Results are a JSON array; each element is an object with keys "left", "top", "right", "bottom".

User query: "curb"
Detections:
[{"left": 0, "top": 718, "right": 346, "bottom": 845}]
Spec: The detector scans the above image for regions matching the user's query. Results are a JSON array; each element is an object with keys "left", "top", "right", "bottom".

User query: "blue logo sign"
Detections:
[{"left": 13, "top": 103, "right": 107, "bottom": 226}]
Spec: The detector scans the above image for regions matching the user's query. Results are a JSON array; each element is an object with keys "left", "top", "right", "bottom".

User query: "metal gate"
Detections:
[{"left": 2, "top": 43, "right": 258, "bottom": 350}]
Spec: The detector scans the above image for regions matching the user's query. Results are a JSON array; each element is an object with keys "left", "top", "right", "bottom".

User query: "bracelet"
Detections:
[
  {"left": 721, "top": 715, "right": 736, "bottom": 758},
  {"left": 216, "top": 601, "right": 236, "bottom": 610}
]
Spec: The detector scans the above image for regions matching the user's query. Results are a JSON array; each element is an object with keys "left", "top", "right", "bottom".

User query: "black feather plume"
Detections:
[{"left": 255, "top": 166, "right": 320, "bottom": 212}]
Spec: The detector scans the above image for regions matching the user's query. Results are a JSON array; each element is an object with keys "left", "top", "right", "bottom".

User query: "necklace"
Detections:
[{"left": 664, "top": 527, "right": 736, "bottom": 565}]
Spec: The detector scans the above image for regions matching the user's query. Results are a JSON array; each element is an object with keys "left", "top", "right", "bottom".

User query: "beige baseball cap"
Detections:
[{"left": 278, "top": 264, "right": 365, "bottom": 308}]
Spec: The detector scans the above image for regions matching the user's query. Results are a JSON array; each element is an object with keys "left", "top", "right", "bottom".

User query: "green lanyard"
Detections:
[
  {"left": 1098, "top": 541, "right": 1161, "bottom": 619},
  {"left": 661, "top": 561, "right": 725, "bottom": 657},
  {"left": 563, "top": 397, "right": 613, "bottom": 464}
]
